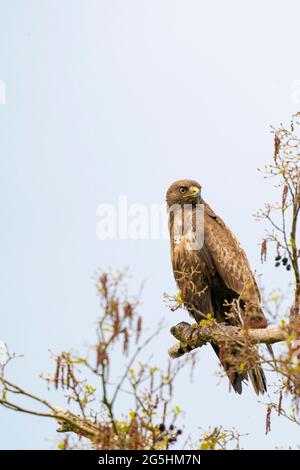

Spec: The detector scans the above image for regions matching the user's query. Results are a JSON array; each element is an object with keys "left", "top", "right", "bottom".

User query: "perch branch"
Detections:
[{"left": 168, "top": 321, "right": 287, "bottom": 358}]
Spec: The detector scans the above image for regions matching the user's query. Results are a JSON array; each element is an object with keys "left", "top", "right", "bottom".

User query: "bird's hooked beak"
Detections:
[{"left": 189, "top": 186, "right": 201, "bottom": 198}]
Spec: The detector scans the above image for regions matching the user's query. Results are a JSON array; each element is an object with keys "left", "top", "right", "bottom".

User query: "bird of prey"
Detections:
[{"left": 166, "top": 179, "right": 267, "bottom": 394}]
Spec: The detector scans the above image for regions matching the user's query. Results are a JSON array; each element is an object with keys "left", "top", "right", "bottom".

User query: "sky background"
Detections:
[{"left": 0, "top": 0, "right": 300, "bottom": 449}]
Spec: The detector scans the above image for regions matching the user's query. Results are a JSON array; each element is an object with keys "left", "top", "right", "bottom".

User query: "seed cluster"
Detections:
[{"left": 275, "top": 255, "right": 291, "bottom": 271}]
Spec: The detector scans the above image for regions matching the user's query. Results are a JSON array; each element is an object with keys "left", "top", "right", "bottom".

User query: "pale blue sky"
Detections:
[{"left": 0, "top": 0, "right": 300, "bottom": 449}]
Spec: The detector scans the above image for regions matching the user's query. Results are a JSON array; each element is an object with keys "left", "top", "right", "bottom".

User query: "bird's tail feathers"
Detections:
[
  {"left": 266, "top": 343, "right": 277, "bottom": 368},
  {"left": 248, "top": 364, "right": 267, "bottom": 395},
  {"left": 212, "top": 343, "right": 267, "bottom": 395},
  {"left": 212, "top": 344, "right": 247, "bottom": 394}
]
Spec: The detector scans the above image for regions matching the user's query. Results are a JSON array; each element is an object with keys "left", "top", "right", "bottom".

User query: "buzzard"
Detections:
[{"left": 166, "top": 179, "right": 267, "bottom": 394}]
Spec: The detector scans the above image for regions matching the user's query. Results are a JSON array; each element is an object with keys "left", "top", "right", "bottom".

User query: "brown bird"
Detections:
[{"left": 166, "top": 179, "right": 268, "bottom": 394}]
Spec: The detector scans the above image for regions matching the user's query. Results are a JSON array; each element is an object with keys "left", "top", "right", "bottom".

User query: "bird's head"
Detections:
[{"left": 166, "top": 179, "right": 202, "bottom": 206}]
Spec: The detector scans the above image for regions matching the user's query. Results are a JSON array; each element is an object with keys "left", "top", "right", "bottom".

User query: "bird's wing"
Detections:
[{"left": 203, "top": 202, "right": 261, "bottom": 306}]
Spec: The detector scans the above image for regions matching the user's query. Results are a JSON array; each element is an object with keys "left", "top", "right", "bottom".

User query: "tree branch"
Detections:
[{"left": 168, "top": 321, "right": 287, "bottom": 358}]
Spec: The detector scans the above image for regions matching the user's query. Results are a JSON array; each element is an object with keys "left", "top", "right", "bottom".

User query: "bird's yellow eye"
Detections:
[{"left": 179, "top": 187, "right": 187, "bottom": 194}]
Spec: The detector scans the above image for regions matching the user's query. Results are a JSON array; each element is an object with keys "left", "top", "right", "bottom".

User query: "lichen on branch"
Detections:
[{"left": 168, "top": 321, "right": 287, "bottom": 359}]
